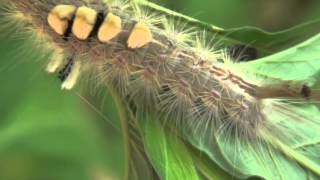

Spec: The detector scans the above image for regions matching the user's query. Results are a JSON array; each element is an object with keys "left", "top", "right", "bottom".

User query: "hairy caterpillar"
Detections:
[{"left": 1, "top": 0, "right": 320, "bottom": 179}]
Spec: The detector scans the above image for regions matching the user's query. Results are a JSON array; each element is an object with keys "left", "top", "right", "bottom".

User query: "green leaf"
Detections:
[
  {"left": 183, "top": 85, "right": 320, "bottom": 180},
  {"left": 265, "top": 105, "right": 320, "bottom": 174},
  {"left": 107, "top": 87, "right": 160, "bottom": 180},
  {"left": 186, "top": 105, "right": 320, "bottom": 180},
  {"left": 223, "top": 20, "right": 320, "bottom": 56},
  {"left": 185, "top": 127, "right": 248, "bottom": 179},
  {"left": 140, "top": 0, "right": 320, "bottom": 56},
  {"left": 142, "top": 115, "right": 200, "bottom": 180},
  {"left": 186, "top": 142, "right": 237, "bottom": 180},
  {"left": 238, "top": 33, "right": 320, "bottom": 83}
]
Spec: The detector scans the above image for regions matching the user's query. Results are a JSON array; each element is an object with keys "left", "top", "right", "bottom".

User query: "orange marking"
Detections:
[
  {"left": 127, "top": 22, "right": 153, "bottom": 49},
  {"left": 72, "top": 6, "right": 97, "bottom": 40},
  {"left": 47, "top": 5, "right": 76, "bottom": 35},
  {"left": 98, "top": 13, "right": 122, "bottom": 43}
]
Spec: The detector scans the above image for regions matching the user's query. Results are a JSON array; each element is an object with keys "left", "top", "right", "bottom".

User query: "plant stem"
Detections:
[
  {"left": 136, "top": 0, "right": 224, "bottom": 32},
  {"left": 135, "top": 0, "right": 251, "bottom": 47},
  {"left": 108, "top": 86, "right": 131, "bottom": 180}
]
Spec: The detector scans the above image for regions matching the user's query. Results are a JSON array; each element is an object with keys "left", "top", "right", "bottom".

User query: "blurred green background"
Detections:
[{"left": 0, "top": 0, "right": 320, "bottom": 180}]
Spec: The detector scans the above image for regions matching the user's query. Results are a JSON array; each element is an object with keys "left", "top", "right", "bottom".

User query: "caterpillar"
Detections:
[{"left": 1, "top": 0, "right": 320, "bottom": 179}]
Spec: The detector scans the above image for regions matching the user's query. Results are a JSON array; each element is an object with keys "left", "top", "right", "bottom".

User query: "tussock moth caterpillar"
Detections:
[{"left": 1, "top": 0, "right": 320, "bottom": 179}]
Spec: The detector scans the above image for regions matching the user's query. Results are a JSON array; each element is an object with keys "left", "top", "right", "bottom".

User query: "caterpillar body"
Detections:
[{"left": 1, "top": 0, "right": 320, "bottom": 179}]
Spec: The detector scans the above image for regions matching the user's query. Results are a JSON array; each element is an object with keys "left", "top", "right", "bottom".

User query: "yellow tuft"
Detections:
[
  {"left": 161, "top": 18, "right": 195, "bottom": 46},
  {"left": 193, "top": 31, "right": 221, "bottom": 62},
  {"left": 98, "top": 13, "right": 122, "bottom": 43},
  {"left": 47, "top": 5, "right": 76, "bottom": 35},
  {"left": 131, "top": 2, "right": 163, "bottom": 26},
  {"left": 72, "top": 6, "right": 97, "bottom": 40},
  {"left": 46, "top": 48, "right": 65, "bottom": 73},
  {"left": 61, "top": 60, "right": 81, "bottom": 90},
  {"left": 127, "top": 22, "right": 153, "bottom": 49}
]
